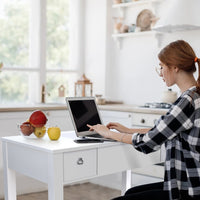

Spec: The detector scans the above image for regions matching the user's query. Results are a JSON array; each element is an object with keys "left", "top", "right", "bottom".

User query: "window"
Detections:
[
  {"left": 46, "top": 0, "right": 77, "bottom": 103},
  {"left": 0, "top": 0, "right": 30, "bottom": 104},
  {"left": 0, "top": 0, "right": 78, "bottom": 105}
]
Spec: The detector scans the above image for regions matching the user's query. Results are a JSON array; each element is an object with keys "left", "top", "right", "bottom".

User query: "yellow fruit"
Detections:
[
  {"left": 34, "top": 126, "right": 46, "bottom": 138},
  {"left": 47, "top": 127, "right": 61, "bottom": 140}
]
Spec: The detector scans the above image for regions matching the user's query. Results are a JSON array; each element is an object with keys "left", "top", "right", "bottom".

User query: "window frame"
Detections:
[{"left": 1, "top": 0, "right": 80, "bottom": 104}]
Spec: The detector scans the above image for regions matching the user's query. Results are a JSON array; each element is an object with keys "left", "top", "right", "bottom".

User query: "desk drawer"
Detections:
[{"left": 64, "top": 149, "right": 96, "bottom": 182}]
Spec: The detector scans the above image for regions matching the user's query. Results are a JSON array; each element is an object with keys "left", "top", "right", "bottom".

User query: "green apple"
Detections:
[{"left": 34, "top": 126, "right": 46, "bottom": 138}]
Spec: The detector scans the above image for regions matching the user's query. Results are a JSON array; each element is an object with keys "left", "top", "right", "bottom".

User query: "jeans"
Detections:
[{"left": 111, "top": 182, "right": 199, "bottom": 200}]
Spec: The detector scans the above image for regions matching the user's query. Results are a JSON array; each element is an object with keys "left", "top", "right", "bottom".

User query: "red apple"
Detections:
[
  {"left": 20, "top": 121, "right": 35, "bottom": 136},
  {"left": 29, "top": 110, "right": 47, "bottom": 128}
]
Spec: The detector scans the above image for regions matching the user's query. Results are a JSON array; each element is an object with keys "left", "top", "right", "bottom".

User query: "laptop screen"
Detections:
[{"left": 68, "top": 99, "right": 102, "bottom": 132}]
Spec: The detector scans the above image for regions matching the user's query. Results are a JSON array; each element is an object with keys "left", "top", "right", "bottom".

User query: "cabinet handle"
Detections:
[
  {"left": 140, "top": 119, "right": 145, "bottom": 123},
  {"left": 77, "top": 158, "right": 84, "bottom": 165}
]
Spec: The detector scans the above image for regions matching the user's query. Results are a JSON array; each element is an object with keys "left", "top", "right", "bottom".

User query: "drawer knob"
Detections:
[
  {"left": 77, "top": 158, "right": 84, "bottom": 165},
  {"left": 141, "top": 119, "right": 145, "bottom": 123}
]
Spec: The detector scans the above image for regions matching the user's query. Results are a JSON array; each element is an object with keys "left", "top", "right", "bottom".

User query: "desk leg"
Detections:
[
  {"left": 121, "top": 170, "right": 132, "bottom": 195},
  {"left": 48, "top": 154, "right": 64, "bottom": 200},
  {"left": 2, "top": 142, "right": 17, "bottom": 200}
]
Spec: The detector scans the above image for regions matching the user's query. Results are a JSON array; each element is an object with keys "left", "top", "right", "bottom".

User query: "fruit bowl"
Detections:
[
  {"left": 18, "top": 124, "right": 37, "bottom": 139},
  {"left": 18, "top": 123, "right": 46, "bottom": 139}
]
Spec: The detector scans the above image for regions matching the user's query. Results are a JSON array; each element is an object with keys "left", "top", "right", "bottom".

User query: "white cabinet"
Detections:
[
  {"left": 45, "top": 110, "right": 73, "bottom": 131},
  {"left": 100, "top": 110, "right": 132, "bottom": 127},
  {"left": 132, "top": 112, "right": 160, "bottom": 127},
  {"left": 0, "top": 112, "right": 31, "bottom": 136},
  {"left": 100, "top": 110, "right": 161, "bottom": 128}
]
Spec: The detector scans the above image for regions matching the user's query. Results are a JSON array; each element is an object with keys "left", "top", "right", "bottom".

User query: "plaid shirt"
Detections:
[{"left": 132, "top": 86, "right": 200, "bottom": 200}]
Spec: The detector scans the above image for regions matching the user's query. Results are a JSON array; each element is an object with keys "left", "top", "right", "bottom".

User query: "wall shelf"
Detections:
[
  {"left": 112, "top": 0, "right": 161, "bottom": 18},
  {"left": 112, "top": 0, "right": 163, "bottom": 48},
  {"left": 112, "top": 0, "right": 161, "bottom": 9},
  {"left": 112, "top": 31, "right": 163, "bottom": 48},
  {"left": 112, "top": 30, "right": 156, "bottom": 38}
]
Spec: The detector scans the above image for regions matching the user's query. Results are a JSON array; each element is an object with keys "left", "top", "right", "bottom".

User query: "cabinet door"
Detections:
[
  {"left": 0, "top": 111, "right": 32, "bottom": 169},
  {"left": 100, "top": 110, "right": 132, "bottom": 127},
  {"left": 0, "top": 111, "right": 32, "bottom": 137},
  {"left": 45, "top": 110, "right": 73, "bottom": 131},
  {"left": 132, "top": 113, "right": 161, "bottom": 128}
]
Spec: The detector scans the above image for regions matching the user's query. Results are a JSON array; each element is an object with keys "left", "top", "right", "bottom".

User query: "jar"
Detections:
[{"left": 161, "top": 89, "right": 178, "bottom": 104}]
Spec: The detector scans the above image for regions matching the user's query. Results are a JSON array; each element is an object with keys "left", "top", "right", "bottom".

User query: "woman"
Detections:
[{"left": 88, "top": 40, "right": 200, "bottom": 200}]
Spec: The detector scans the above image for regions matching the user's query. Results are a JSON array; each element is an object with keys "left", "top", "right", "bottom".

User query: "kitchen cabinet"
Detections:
[
  {"left": 45, "top": 110, "right": 73, "bottom": 131},
  {"left": 100, "top": 110, "right": 161, "bottom": 128},
  {"left": 132, "top": 112, "right": 160, "bottom": 127},
  {"left": 100, "top": 110, "right": 132, "bottom": 127}
]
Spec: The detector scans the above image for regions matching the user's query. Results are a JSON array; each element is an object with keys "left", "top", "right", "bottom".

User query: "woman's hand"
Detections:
[
  {"left": 106, "top": 122, "right": 132, "bottom": 134},
  {"left": 87, "top": 124, "right": 111, "bottom": 138}
]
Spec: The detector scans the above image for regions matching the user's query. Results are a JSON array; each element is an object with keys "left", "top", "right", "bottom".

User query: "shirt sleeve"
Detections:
[{"left": 132, "top": 94, "right": 195, "bottom": 154}]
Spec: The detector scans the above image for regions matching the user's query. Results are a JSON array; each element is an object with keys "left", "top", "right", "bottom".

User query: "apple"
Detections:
[
  {"left": 34, "top": 126, "right": 46, "bottom": 138},
  {"left": 20, "top": 121, "right": 35, "bottom": 136},
  {"left": 29, "top": 110, "right": 47, "bottom": 128},
  {"left": 47, "top": 127, "right": 61, "bottom": 140}
]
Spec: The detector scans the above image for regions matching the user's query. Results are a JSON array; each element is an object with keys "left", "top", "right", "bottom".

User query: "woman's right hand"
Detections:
[{"left": 106, "top": 122, "right": 132, "bottom": 134}]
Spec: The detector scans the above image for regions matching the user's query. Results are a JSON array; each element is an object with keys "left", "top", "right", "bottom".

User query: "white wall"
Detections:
[
  {"left": 84, "top": 0, "right": 108, "bottom": 96},
  {"left": 84, "top": 0, "right": 200, "bottom": 105}
]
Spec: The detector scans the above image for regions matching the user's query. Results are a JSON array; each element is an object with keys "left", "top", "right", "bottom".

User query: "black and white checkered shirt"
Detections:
[{"left": 132, "top": 86, "right": 200, "bottom": 200}]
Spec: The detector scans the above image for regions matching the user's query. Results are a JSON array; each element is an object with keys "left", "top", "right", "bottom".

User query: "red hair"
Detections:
[{"left": 158, "top": 40, "right": 200, "bottom": 94}]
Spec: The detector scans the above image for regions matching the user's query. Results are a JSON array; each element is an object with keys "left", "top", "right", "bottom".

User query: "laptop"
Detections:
[{"left": 66, "top": 97, "right": 110, "bottom": 141}]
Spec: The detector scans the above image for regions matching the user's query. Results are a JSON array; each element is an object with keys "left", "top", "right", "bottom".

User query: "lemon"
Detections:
[
  {"left": 47, "top": 127, "right": 61, "bottom": 140},
  {"left": 34, "top": 126, "right": 46, "bottom": 138}
]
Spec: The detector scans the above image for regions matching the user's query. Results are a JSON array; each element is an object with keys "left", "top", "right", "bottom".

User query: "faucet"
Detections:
[
  {"left": 0, "top": 62, "right": 3, "bottom": 72},
  {"left": 41, "top": 84, "right": 50, "bottom": 103},
  {"left": 41, "top": 84, "right": 46, "bottom": 103}
]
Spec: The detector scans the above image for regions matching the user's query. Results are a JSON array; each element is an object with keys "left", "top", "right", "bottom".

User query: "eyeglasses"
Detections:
[{"left": 155, "top": 66, "right": 163, "bottom": 75}]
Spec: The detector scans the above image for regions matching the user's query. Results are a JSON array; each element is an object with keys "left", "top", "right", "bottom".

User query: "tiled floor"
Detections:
[{"left": 1, "top": 183, "right": 120, "bottom": 200}]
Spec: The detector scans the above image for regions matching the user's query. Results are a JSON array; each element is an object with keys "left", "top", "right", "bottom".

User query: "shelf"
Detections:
[
  {"left": 112, "top": 0, "right": 161, "bottom": 9},
  {"left": 112, "top": 31, "right": 163, "bottom": 48},
  {"left": 112, "top": 30, "right": 157, "bottom": 38}
]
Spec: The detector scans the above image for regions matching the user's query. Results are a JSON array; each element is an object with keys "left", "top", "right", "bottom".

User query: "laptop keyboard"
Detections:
[{"left": 85, "top": 133, "right": 103, "bottom": 138}]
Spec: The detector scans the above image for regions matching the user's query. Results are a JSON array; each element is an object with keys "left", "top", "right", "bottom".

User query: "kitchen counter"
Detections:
[
  {"left": 0, "top": 103, "right": 168, "bottom": 115},
  {"left": 98, "top": 104, "right": 168, "bottom": 115},
  {"left": 0, "top": 103, "right": 67, "bottom": 112}
]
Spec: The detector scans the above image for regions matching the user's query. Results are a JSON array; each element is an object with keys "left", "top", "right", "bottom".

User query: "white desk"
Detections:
[{"left": 2, "top": 131, "right": 161, "bottom": 200}]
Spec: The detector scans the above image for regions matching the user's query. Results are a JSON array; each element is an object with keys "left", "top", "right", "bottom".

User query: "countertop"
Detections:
[{"left": 0, "top": 103, "right": 168, "bottom": 115}]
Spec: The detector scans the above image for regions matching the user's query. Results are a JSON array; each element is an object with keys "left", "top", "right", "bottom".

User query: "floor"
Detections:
[{"left": 1, "top": 183, "right": 121, "bottom": 200}]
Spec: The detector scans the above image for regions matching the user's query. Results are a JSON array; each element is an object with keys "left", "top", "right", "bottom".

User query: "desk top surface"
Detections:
[{"left": 1, "top": 131, "right": 123, "bottom": 153}]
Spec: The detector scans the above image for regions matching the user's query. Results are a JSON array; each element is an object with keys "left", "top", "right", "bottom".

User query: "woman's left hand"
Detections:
[{"left": 87, "top": 124, "right": 111, "bottom": 138}]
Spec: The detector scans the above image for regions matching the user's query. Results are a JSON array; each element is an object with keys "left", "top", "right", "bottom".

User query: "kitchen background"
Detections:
[{"left": 1, "top": 0, "right": 200, "bottom": 198}]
